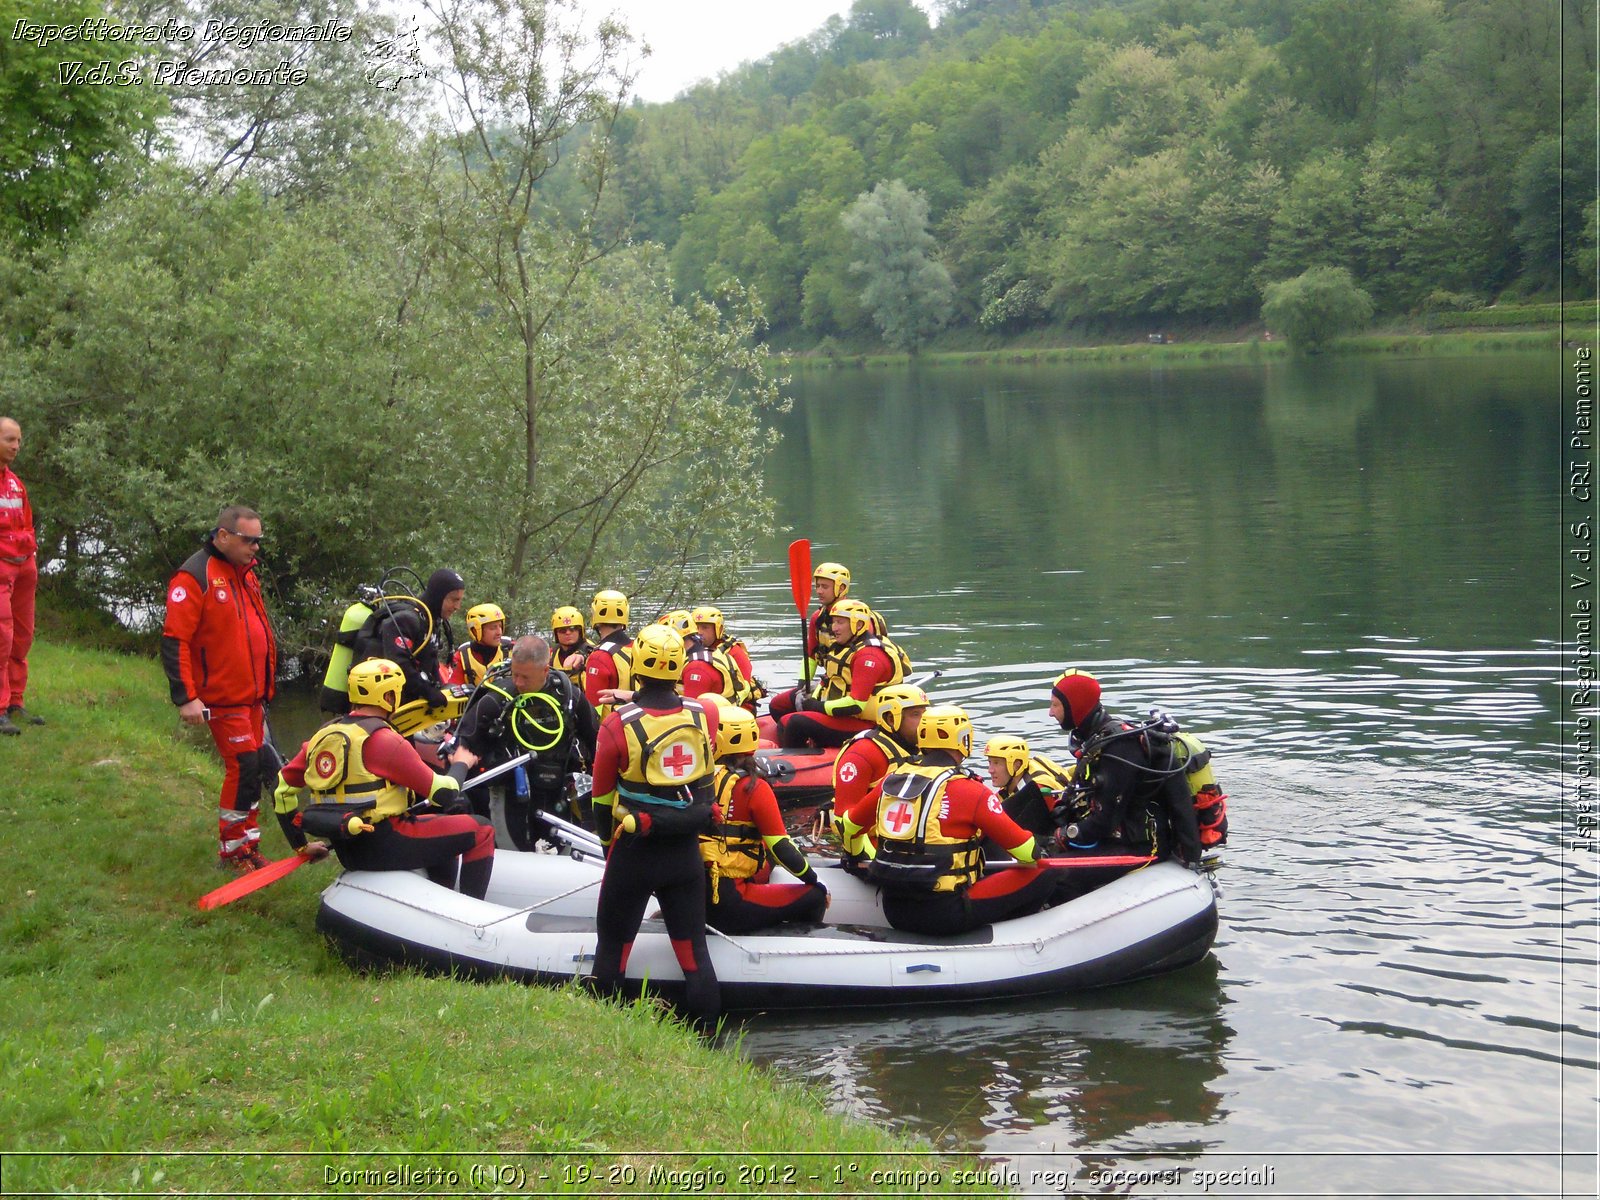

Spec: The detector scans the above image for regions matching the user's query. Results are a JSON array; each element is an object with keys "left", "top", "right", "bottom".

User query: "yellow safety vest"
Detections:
[
  {"left": 302, "top": 715, "right": 412, "bottom": 824},
  {"left": 870, "top": 762, "right": 983, "bottom": 894},
  {"left": 700, "top": 768, "right": 766, "bottom": 888}
]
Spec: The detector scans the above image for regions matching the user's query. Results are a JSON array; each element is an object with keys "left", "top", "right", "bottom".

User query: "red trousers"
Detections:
[
  {"left": 0, "top": 555, "right": 37, "bottom": 711},
  {"left": 207, "top": 704, "right": 265, "bottom": 861}
]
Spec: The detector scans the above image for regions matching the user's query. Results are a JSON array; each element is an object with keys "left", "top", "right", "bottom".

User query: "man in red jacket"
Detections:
[
  {"left": 0, "top": 418, "right": 40, "bottom": 736},
  {"left": 161, "top": 506, "right": 279, "bottom": 873}
]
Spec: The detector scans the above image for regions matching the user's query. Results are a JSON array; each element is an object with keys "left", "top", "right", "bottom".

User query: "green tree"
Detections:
[
  {"left": 1261, "top": 265, "right": 1374, "bottom": 352},
  {"left": 841, "top": 179, "right": 956, "bottom": 352}
]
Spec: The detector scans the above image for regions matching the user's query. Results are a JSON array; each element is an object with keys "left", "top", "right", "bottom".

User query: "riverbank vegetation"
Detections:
[{"left": 0, "top": 641, "right": 996, "bottom": 1196}]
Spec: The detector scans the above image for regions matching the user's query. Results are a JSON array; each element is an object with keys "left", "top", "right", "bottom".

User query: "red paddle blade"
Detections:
[
  {"left": 787, "top": 539, "right": 812, "bottom": 616},
  {"left": 196, "top": 853, "right": 308, "bottom": 910},
  {"left": 1035, "top": 854, "right": 1157, "bottom": 870}
]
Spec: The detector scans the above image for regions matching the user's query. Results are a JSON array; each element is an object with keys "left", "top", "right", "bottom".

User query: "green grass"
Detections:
[{"left": 0, "top": 642, "right": 999, "bottom": 1195}]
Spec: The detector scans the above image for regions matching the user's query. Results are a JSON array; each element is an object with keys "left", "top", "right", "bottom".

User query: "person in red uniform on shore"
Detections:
[
  {"left": 767, "top": 561, "right": 850, "bottom": 720},
  {"left": 0, "top": 418, "right": 41, "bottom": 736},
  {"left": 837, "top": 706, "right": 1054, "bottom": 937},
  {"left": 273, "top": 659, "right": 494, "bottom": 897},
  {"left": 161, "top": 505, "right": 279, "bottom": 872},
  {"left": 778, "top": 598, "right": 899, "bottom": 748},
  {"left": 588, "top": 625, "right": 722, "bottom": 1023},
  {"left": 700, "top": 699, "right": 827, "bottom": 933}
]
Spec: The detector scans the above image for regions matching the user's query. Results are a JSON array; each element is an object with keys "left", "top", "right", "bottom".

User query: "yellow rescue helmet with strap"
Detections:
[
  {"left": 813, "top": 561, "right": 850, "bottom": 595},
  {"left": 714, "top": 703, "right": 760, "bottom": 758},
  {"left": 831, "top": 597, "right": 874, "bottom": 640},
  {"left": 631, "top": 624, "right": 686, "bottom": 682},
  {"left": 347, "top": 657, "right": 406, "bottom": 714},
  {"left": 465, "top": 602, "right": 506, "bottom": 642},
  {"left": 874, "top": 683, "right": 929, "bottom": 733},
  {"left": 917, "top": 705, "right": 973, "bottom": 757},
  {"left": 657, "top": 609, "right": 694, "bottom": 639},
  {"left": 984, "top": 734, "right": 1030, "bottom": 778},
  {"left": 691, "top": 605, "right": 725, "bottom": 641},
  {"left": 591, "top": 589, "right": 629, "bottom": 627},
  {"left": 551, "top": 605, "right": 585, "bottom": 633}
]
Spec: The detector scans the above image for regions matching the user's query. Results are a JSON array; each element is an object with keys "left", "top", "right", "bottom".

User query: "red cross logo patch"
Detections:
[
  {"left": 313, "top": 750, "right": 337, "bottom": 778},
  {"left": 882, "top": 799, "right": 915, "bottom": 835},
  {"left": 659, "top": 740, "right": 699, "bottom": 779},
  {"left": 838, "top": 760, "right": 858, "bottom": 784}
]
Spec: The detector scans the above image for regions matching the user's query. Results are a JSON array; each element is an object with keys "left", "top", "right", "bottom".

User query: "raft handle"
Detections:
[{"left": 904, "top": 963, "right": 942, "bottom": 974}]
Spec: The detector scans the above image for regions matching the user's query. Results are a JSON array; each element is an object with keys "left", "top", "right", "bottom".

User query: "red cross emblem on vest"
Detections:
[
  {"left": 882, "top": 799, "right": 915, "bottom": 835},
  {"left": 660, "top": 741, "right": 697, "bottom": 779}
]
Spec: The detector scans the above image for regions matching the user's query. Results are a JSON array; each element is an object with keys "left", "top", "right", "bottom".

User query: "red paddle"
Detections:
[
  {"left": 196, "top": 850, "right": 316, "bottom": 910},
  {"left": 787, "top": 539, "right": 813, "bottom": 685}
]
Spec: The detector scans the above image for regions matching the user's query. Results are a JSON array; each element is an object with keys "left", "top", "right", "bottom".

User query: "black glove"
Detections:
[
  {"left": 425, "top": 685, "right": 449, "bottom": 709},
  {"left": 798, "top": 694, "right": 825, "bottom": 714}
]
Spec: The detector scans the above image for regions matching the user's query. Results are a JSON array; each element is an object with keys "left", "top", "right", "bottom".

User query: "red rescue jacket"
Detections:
[{"left": 161, "top": 542, "right": 277, "bottom": 708}]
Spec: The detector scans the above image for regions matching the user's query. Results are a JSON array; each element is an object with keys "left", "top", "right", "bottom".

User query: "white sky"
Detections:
[{"left": 591, "top": 1, "right": 890, "bottom": 103}]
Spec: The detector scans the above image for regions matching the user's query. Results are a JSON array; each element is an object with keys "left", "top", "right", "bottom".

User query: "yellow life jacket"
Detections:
[
  {"left": 1170, "top": 731, "right": 1228, "bottom": 847},
  {"left": 700, "top": 768, "right": 766, "bottom": 889},
  {"left": 591, "top": 630, "right": 635, "bottom": 722},
  {"left": 554, "top": 636, "right": 594, "bottom": 687},
  {"left": 869, "top": 762, "right": 983, "bottom": 894},
  {"left": 687, "top": 640, "right": 756, "bottom": 708},
  {"left": 816, "top": 634, "right": 906, "bottom": 722},
  {"left": 613, "top": 699, "right": 715, "bottom": 837},
  {"left": 301, "top": 714, "right": 412, "bottom": 831},
  {"left": 452, "top": 638, "right": 510, "bottom": 688}
]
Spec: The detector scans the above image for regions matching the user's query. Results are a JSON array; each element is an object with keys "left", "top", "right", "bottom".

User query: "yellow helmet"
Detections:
[
  {"left": 591, "top": 589, "right": 629, "bottom": 627},
  {"left": 917, "top": 705, "right": 972, "bottom": 757},
  {"left": 465, "top": 602, "right": 506, "bottom": 643},
  {"left": 347, "top": 657, "right": 406, "bottom": 714},
  {"left": 714, "top": 704, "right": 760, "bottom": 758},
  {"left": 551, "top": 605, "right": 585, "bottom": 633},
  {"left": 813, "top": 561, "right": 850, "bottom": 596},
  {"left": 656, "top": 609, "right": 694, "bottom": 639},
  {"left": 874, "top": 683, "right": 929, "bottom": 733},
  {"left": 984, "top": 735, "right": 1030, "bottom": 779},
  {"left": 691, "top": 605, "right": 725, "bottom": 642},
  {"left": 631, "top": 624, "right": 685, "bottom": 682},
  {"left": 869, "top": 608, "right": 890, "bottom": 637},
  {"left": 830, "top": 597, "right": 874, "bottom": 640}
]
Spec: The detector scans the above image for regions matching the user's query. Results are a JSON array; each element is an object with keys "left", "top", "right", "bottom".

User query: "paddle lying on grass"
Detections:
[{"left": 196, "top": 752, "right": 535, "bottom": 910}]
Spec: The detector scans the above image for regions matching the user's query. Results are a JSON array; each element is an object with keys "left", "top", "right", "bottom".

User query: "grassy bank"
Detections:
[
  {"left": 780, "top": 327, "right": 1566, "bottom": 371},
  {"left": 0, "top": 642, "right": 997, "bottom": 1196}
]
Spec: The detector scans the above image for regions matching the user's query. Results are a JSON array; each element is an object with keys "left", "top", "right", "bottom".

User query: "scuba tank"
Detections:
[{"left": 319, "top": 588, "right": 379, "bottom": 713}]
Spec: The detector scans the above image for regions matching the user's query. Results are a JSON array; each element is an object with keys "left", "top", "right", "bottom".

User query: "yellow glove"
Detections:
[
  {"left": 428, "top": 773, "right": 463, "bottom": 808},
  {"left": 272, "top": 776, "right": 300, "bottom": 815}
]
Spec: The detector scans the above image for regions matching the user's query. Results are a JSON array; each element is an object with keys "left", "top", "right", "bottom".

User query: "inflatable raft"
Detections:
[{"left": 315, "top": 852, "right": 1218, "bottom": 1012}]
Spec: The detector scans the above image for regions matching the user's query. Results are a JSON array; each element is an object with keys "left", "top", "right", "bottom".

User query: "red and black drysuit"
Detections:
[
  {"left": 588, "top": 684, "right": 721, "bottom": 1023},
  {"left": 161, "top": 538, "right": 278, "bottom": 862},
  {"left": 766, "top": 599, "right": 837, "bottom": 720},
  {"left": 278, "top": 718, "right": 495, "bottom": 899},
  {"left": 778, "top": 634, "right": 896, "bottom": 748},
  {"left": 702, "top": 766, "right": 826, "bottom": 934}
]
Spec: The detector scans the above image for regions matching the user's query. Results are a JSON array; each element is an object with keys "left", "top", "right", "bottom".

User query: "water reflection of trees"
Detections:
[{"left": 736, "top": 955, "right": 1233, "bottom": 1152}]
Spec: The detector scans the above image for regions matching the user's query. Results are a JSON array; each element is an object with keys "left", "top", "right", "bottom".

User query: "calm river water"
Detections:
[{"left": 710, "top": 353, "right": 1593, "bottom": 1197}]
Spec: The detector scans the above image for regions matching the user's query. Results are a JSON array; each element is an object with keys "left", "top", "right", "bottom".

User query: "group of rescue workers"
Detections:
[{"left": 259, "top": 558, "right": 1226, "bottom": 1025}]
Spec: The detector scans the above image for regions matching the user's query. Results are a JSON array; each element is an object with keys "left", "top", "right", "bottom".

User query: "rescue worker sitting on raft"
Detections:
[
  {"left": 836, "top": 705, "right": 1054, "bottom": 937},
  {"left": 583, "top": 588, "right": 634, "bottom": 721},
  {"left": 682, "top": 605, "right": 761, "bottom": 711},
  {"left": 982, "top": 734, "right": 1075, "bottom": 848},
  {"left": 451, "top": 602, "right": 513, "bottom": 687},
  {"left": 699, "top": 697, "right": 828, "bottom": 932},
  {"left": 273, "top": 658, "right": 495, "bottom": 899},
  {"left": 587, "top": 625, "right": 721, "bottom": 1024},
  {"left": 825, "top": 682, "right": 928, "bottom": 840},
  {"left": 777, "top": 597, "right": 901, "bottom": 749},
  {"left": 449, "top": 635, "right": 598, "bottom": 850},
  {"left": 767, "top": 561, "right": 850, "bottom": 720},
  {"left": 551, "top": 605, "right": 594, "bottom": 686},
  {"left": 1047, "top": 669, "right": 1203, "bottom": 867}
]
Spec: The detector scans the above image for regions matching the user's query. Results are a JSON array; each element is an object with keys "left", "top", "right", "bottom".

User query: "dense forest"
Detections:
[{"left": 584, "top": 0, "right": 1596, "bottom": 348}]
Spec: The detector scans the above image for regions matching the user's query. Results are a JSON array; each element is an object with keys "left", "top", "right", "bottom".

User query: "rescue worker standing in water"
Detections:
[
  {"left": 273, "top": 658, "right": 495, "bottom": 898},
  {"left": 700, "top": 699, "right": 827, "bottom": 933},
  {"left": 837, "top": 706, "right": 1054, "bottom": 937},
  {"left": 357, "top": 568, "right": 466, "bottom": 707},
  {"left": 588, "top": 626, "right": 721, "bottom": 1023},
  {"left": 778, "top": 598, "right": 900, "bottom": 748},
  {"left": 451, "top": 603, "right": 513, "bottom": 687}
]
